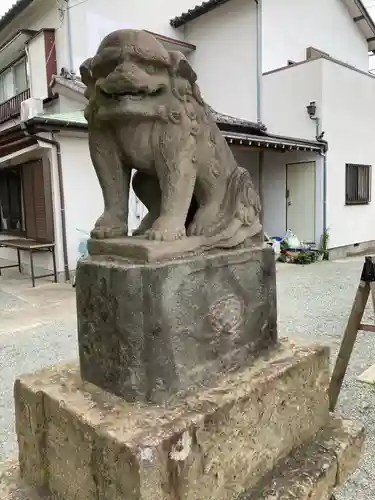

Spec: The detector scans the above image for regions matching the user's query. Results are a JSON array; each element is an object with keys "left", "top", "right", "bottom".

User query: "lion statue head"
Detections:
[{"left": 80, "top": 29, "right": 204, "bottom": 122}]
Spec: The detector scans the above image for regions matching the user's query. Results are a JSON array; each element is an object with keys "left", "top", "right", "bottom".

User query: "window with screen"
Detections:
[
  {"left": 0, "top": 59, "right": 28, "bottom": 104},
  {"left": 345, "top": 164, "right": 371, "bottom": 205}
]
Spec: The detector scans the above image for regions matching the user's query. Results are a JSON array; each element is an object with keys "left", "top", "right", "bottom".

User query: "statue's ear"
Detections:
[
  {"left": 79, "top": 58, "right": 93, "bottom": 87},
  {"left": 169, "top": 51, "right": 197, "bottom": 85}
]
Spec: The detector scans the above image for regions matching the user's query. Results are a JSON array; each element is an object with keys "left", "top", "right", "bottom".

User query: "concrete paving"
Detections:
[
  {"left": 0, "top": 270, "right": 77, "bottom": 460},
  {"left": 1, "top": 257, "right": 375, "bottom": 499}
]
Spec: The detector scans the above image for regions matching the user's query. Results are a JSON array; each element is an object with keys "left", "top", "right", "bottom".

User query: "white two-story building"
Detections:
[
  {"left": 0, "top": 0, "right": 372, "bottom": 281},
  {"left": 262, "top": 0, "right": 375, "bottom": 258}
]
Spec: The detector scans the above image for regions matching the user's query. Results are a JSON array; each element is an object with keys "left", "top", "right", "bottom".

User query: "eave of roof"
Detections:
[
  {"left": 22, "top": 111, "right": 326, "bottom": 153},
  {"left": 225, "top": 131, "right": 327, "bottom": 152},
  {"left": 0, "top": 0, "right": 35, "bottom": 33},
  {"left": 170, "top": 0, "right": 232, "bottom": 28},
  {"left": 345, "top": 0, "right": 375, "bottom": 52},
  {"left": 0, "top": 28, "right": 35, "bottom": 53},
  {"left": 27, "top": 111, "right": 88, "bottom": 130},
  {"left": 50, "top": 74, "right": 87, "bottom": 94},
  {"left": 209, "top": 106, "right": 266, "bottom": 133}
]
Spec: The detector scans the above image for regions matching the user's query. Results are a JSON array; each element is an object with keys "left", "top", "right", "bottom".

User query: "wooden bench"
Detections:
[{"left": 0, "top": 238, "right": 57, "bottom": 287}]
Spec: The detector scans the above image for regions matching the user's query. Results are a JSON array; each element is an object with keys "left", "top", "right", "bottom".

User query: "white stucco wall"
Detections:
[
  {"left": 66, "top": 0, "right": 259, "bottom": 121},
  {"left": 320, "top": 59, "right": 375, "bottom": 249},
  {"left": 262, "top": 150, "right": 323, "bottom": 244},
  {"left": 68, "top": 0, "right": 198, "bottom": 67},
  {"left": 28, "top": 6, "right": 68, "bottom": 72},
  {"left": 185, "top": 0, "right": 258, "bottom": 120},
  {"left": 57, "top": 133, "right": 102, "bottom": 271},
  {"left": 262, "top": 58, "right": 323, "bottom": 140},
  {"left": 57, "top": 132, "right": 146, "bottom": 271},
  {"left": 262, "top": 0, "right": 369, "bottom": 72},
  {"left": 262, "top": 54, "right": 375, "bottom": 249},
  {"left": 27, "top": 31, "right": 49, "bottom": 100}
]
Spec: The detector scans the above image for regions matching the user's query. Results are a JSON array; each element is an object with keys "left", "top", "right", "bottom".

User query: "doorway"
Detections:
[{"left": 286, "top": 162, "right": 316, "bottom": 243}]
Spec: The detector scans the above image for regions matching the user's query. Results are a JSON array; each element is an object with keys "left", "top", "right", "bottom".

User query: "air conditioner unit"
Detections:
[{"left": 20, "top": 98, "right": 44, "bottom": 122}]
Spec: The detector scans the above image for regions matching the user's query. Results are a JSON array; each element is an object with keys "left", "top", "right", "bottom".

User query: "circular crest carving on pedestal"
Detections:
[{"left": 208, "top": 294, "right": 244, "bottom": 340}]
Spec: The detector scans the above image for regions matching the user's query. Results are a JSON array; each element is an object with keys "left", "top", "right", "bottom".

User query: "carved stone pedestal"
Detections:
[{"left": 76, "top": 242, "right": 277, "bottom": 404}]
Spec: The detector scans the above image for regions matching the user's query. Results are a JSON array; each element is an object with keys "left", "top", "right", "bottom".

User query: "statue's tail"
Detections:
[{"left": 210, "top": 167, "right": 262, "bottom": 236}]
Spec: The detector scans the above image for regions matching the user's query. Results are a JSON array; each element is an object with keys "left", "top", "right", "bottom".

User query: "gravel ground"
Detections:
[
  {"left": 1, "top": 257, "right": 375, "bottom": 498},
  {"left": 277, "top": 258, "right": 375, "bottom": 500}
]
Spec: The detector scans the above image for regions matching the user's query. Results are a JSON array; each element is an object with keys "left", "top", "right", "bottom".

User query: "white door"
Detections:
[{"left": 286, "top": 162, "right": 316, "bottom": 243}]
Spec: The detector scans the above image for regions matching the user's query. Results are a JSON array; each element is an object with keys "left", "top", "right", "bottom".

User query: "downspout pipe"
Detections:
[
  {"left": 20, "top": 123, "right": 70, "bottom": 282},
  {"left": 322, "top": 150, "right": 327, "bottom": 240},
  {"left": 64, "top": 0, "right": 74, "bottom": 72},
  {"left": 255, "top": 0, "right": 262, "bottom": 123},
  {"left": 319, "top": 142, "right": 328, "bottom": 247}
]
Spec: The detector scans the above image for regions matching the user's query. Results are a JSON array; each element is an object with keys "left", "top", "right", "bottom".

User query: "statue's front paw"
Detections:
[
  {"left": 91, "top": 211, "right": 128, "bottom": 239},
  {"left": 91, "top": 226, "right": 128, "bottom": 239},
  {"left": 145, "top": 217, "right": 185, "bottom": 241}
]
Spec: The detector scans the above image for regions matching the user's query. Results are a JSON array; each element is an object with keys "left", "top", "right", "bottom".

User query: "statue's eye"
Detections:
[
  {"left": 146, "top": 65, "right": 156, "bottom": 75},
  {"left": 92, "top": 60, "right": 118, "bottom": 79}
]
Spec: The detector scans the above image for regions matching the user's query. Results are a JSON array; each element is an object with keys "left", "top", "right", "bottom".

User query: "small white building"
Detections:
[{"left": 0, "top": 0, "right": 372, "bottom": 282}]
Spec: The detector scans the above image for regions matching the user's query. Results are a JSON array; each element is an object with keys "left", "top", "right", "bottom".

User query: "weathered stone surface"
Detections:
[
  {"left": 14, "top": 340, "right": 329, "bottom": 500},
  {"left": 80, "top": 29, "right": 262, "bottom": 249},
  {"left": 87, "top": 232, "right": 263, "bottom": 263},
  {"left": 0, "top": 461, "right": 39, "bottom": 500},
  {"left": 243, "top": 417, "right": 365, "bottom": 500},
  {"left": 3, "top": 418, "right": 364, "bottom": 500},
  {"left": 76, "top": 245, "right": 277, "bottom": 404}
]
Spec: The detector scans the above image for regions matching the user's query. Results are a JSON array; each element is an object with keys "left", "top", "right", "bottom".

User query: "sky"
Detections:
[{"left": 0, "top": 0, "right": 17, "bottom": 17}]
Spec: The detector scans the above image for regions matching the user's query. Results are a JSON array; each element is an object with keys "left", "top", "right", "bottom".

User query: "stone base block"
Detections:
[
  {"left": 14, "top": 340, "right": 329, "bottom": 500},
  {"left": 244, "top": 417, "right": 365, "bottom": 500},
  {"left": 3, "top": 417, "right": 363, "bottom": 500},
  {"left": 76, "top": 245, "right": 277, "bottom": 404}
]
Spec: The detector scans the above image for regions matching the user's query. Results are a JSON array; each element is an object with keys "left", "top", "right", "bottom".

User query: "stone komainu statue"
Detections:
[{"left": 80, "top": 29, "right": 262, "bottom": 246}]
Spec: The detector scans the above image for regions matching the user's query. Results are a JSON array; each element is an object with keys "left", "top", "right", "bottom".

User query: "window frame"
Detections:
[
  {"left": 345, "top": 163, "right": 372, "bottom": 206},
  {"left": 0, "top": 166, "right": 26, "bottom": 236},
  {"left": 0, "top": 57, "right": 28, "bottom": 104},
  {"left": 13, "top": 58, "right": 28, "bottom": 95}
]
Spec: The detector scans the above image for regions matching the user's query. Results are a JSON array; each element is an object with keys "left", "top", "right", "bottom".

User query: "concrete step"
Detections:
[{"left": 243, "top": 416, "right": 364, "bottom": 500}]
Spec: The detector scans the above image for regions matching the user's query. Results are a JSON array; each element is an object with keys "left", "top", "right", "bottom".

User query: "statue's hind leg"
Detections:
[{"left": 187, "top": 175, "right": 227, "bottom": 237}]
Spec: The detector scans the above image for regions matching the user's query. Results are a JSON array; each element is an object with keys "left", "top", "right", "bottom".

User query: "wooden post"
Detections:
[
  {"left": 328, "top": 281, "right": 369, "bottom": 411},
  {"left": 329, "top": 256, "right": 375, "bottom": 412}
]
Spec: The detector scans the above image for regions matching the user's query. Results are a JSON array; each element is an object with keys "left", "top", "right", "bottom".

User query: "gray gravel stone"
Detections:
[{"left": 277, "top": 258, "right": 375, "bottom": 500}]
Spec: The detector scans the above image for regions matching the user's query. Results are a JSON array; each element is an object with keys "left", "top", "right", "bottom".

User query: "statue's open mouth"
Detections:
[{"left": 100, "top": 87, "right": 163, "bottom": 100}]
